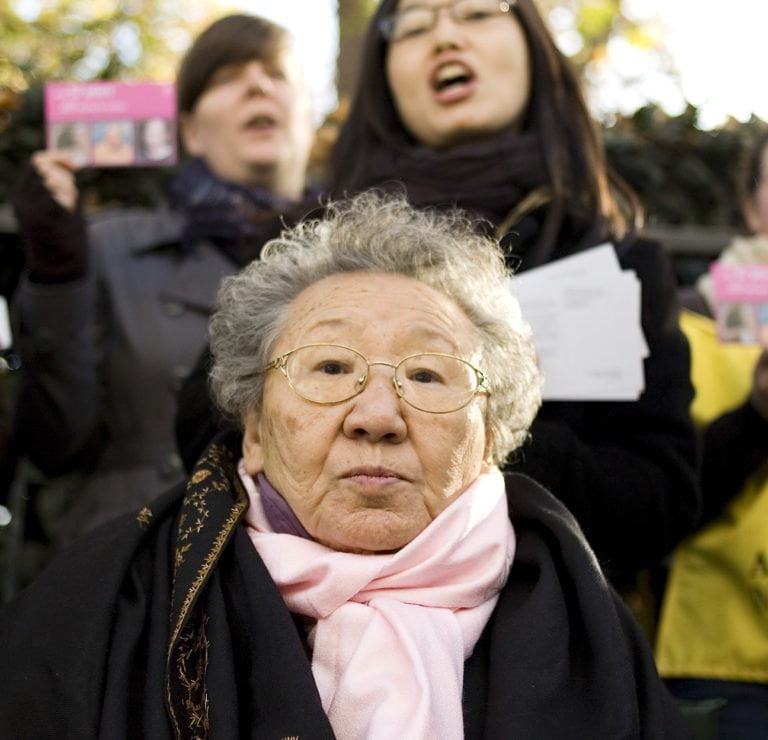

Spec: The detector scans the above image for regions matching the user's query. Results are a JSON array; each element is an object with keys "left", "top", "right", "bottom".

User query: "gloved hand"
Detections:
[{"left": 12, "top": 151, "right": 88, "bottom": 284}]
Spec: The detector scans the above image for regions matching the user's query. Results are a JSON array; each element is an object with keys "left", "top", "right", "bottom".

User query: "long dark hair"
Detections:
[{"left": 329, "top": 0, "right": 640, "bottom": 258}]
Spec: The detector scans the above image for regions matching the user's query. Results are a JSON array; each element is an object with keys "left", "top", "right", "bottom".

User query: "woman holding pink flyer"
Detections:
[
  {"left": 10, "top": 13, "right": 316, "bottom": 546},
  {"left": 656, "top": 134, "right": 768, "bottom": 737}
]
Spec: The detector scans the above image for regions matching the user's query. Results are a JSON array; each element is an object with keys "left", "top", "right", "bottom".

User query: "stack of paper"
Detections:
[
  {"left": 0, "top": 297, "right": 10, "bottom": 352},
  {"left": 508, "top": 244, "right": 647, "bottom": 401}
]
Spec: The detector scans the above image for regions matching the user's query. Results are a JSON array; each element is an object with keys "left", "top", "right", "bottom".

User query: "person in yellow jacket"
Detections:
[{"left": 656, "top": 134, "right": 768, "bottom": 739}]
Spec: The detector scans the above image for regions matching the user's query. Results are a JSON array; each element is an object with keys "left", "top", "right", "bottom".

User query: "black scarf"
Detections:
[
  {"left": 363, "top": 131, "right": 548, "bottom": 228},
  {"left": 170, "top": 157, "right": 299, "bottom": 266}
]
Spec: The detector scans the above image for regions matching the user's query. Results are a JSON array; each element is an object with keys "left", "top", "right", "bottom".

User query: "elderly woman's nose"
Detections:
[{"left": 342, "top": 372, "right": 407, "bottom": 442}]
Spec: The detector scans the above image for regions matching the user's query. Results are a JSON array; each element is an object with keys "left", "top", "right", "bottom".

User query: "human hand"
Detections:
[
  {"left": 12, "top": 151, "right": 88, "bottom": 284},
  {"left": 751, "top": 349, "right": 768, "bottom": 420},
  {"left": 30, "top": 150, "right": 80, "bottom": 212}
]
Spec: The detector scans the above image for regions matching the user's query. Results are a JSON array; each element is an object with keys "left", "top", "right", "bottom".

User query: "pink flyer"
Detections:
[
  {"left": 45, "top": 81, "right": 177, "bottom": 167},
  {"left": 711, "top": 262, "right": 768, "bottom": 344}
]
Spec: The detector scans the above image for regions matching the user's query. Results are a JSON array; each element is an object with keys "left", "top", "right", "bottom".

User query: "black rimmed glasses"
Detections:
[
  {"left": 378, "top": 0, "right": 513, "bottom": 43},
  {"left": 263, "top": 343, "right": 489, "bottom": 414}
]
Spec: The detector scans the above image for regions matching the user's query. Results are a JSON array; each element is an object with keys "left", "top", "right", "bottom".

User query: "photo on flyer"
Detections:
[{"left": 711, "top": 263, "right": 768, "bottom": 344}]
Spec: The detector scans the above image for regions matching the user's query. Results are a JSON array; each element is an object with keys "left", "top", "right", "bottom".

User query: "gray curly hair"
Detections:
[{"left": 209, "top": 191, "right": 542, "bottom": 464}]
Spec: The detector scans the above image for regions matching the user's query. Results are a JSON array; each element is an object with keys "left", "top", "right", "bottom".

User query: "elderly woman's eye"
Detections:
[
  {"left": 314, "top": 361, "right": 351, "bottom": 375},
  {"left": 409, "top": 368, "right": 443, "bottom": 384}
]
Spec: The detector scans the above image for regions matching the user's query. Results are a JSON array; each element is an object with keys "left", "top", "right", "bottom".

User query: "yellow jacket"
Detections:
[{"left": 655, "top": 309, "right": 768, "bottom": 681}]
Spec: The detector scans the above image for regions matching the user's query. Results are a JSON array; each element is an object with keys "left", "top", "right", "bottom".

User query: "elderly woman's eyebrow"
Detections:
[
  {"left": 302, "top": 317, "right": 352, "bottom": 331},
  {"left": 301, "top": 318, "right": 464, "bottom": 348}
]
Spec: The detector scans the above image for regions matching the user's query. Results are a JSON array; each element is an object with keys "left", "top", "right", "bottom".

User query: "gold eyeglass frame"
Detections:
[
  {"left": 262, "top": 342, "right": 489, "bottom": 414},
  {"left": 378, "top": 0, "right": 515, "bottom": 43}
]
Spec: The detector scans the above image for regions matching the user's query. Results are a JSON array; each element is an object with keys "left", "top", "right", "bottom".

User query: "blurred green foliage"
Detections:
[
  {"left": 0, "top": 0, "right": 230, "bottom": 209},
  {"left": 0, "top": 0, "right": 202, "bottom": 90},
  {"left": 606, "top": 105, "right": 768, "bottom": 230}
]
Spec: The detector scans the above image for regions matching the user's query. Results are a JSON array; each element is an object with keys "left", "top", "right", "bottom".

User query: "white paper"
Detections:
[
  {"left": 0, "top": 297, "right": 11, "bottom": 351},
  {"left": 508, "top": 244, "right": 647, "bottom": 401}
]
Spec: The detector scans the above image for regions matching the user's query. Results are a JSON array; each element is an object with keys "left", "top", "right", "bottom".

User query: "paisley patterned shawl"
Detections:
[{"left": 165, "top": 433, "right": 249, "bottom": 738}]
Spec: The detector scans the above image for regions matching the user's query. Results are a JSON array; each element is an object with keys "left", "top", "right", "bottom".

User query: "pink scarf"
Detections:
[{"left": 241, "top": 463, "right": 514, "bottom": 740}]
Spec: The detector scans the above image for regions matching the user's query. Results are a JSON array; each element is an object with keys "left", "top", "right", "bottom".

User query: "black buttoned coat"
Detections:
[{"left": 14, "top": 208, "right": 236, "bottom": 541}]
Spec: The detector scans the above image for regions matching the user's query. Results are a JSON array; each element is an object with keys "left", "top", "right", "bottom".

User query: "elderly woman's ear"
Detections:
[{"left": 242, "top": 411, "right": 265, "bottom": 474}]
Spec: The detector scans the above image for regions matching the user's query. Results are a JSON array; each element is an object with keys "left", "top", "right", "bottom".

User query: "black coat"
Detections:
[
  {"left": 13, "top": 207, "right": 236, "bottom": 541},
  {"left": 507, "top": 234, "right": 699, "bottom": 577},
  {"left": 0, "top": 431, "right": 690, "bottom": 738}
]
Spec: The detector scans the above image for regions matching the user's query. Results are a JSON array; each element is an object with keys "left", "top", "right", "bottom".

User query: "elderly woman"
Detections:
[{"left": 0, "top": 193, "right": 688, "bottom": 738}]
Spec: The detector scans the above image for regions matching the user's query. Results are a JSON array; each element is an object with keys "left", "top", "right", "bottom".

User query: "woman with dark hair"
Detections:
[
  {"left": 330, "top": 0, "right": 637, "bottom": 261},
  {"left": 11, "top": 13, "right": 316, "bottom": 545},
  {"left": 323, "top": 0, "right": 699, "bottom": 580}
]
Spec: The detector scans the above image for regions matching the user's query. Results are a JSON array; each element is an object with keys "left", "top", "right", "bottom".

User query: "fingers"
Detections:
[{"left": 30, "top": 150, "right": 80, "bottom": 212}]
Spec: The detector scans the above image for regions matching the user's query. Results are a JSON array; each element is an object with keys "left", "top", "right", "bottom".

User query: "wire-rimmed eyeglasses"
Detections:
[
  {"left": 262, "top": 343, "right": 489, "bottom": 414},
  {"left": 378, "top": 0, "right": 513, "bottom": 43}
]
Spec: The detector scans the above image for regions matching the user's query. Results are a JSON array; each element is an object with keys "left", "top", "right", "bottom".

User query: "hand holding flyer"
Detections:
[
  {"left": 45, "top": 81, "right": 177, "bottom": 168},
  {"left": 711, "top": 263, "right": 768, "bottom": 344}
]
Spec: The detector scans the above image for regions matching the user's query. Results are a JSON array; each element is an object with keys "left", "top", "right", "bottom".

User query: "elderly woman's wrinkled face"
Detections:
[
  {"left": 385, "top": 0, "right": 531, "bottom": 148},
  {"left": 242, "top": 272, "right": 489, "bottom": 554}
]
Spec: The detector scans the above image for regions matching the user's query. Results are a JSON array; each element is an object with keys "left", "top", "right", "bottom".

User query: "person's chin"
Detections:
[
  {"left": 242, "top": 150, "right": 281, "bottom": 169},
  {"left": 430, "top": 121, "right": 502, "bottom": 150},
  {"left": 322, "top": 509, "right": 427, "bottom": 555}
]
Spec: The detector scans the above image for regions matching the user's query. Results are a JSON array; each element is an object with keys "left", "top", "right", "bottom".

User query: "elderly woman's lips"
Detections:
[{"left": 343, "top": 467, "right": 405, "bottom": 484}]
